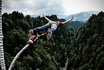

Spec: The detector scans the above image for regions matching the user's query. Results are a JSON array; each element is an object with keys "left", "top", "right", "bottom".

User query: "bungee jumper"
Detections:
[
  {"left": 8, "top": 15, "right": 73, "bottom": 70},
  {"left": 28, "top": 15, "right": 74, "bottom": 44}
]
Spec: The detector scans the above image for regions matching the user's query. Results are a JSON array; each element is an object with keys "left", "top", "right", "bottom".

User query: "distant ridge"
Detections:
[
  {"left": 30, "top": 11, "right": 98, "bottom": 22},
  {"left": 66, "top": 11, "right": 98, "bottom": 22}
]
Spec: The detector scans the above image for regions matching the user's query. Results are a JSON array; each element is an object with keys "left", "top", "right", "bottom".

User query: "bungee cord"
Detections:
[{"left": 8, "top": 34, "right": 44, "bottom": 70}]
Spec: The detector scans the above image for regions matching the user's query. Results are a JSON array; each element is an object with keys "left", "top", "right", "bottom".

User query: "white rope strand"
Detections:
[
  {"left": 0, "top": 6, "right": 6, "bottom": 70},
  {"left": 8, "top": 44, "right": 29, "bottom": 70},
  {"left": 8, "top": 34, "right": 41, "bottom": 70}
]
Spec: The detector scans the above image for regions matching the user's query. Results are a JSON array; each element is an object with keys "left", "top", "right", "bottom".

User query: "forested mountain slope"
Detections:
[
  {"left": 2, "top": 11, "right": 104, "bottom": 70},
  {"left": 2, "top": 11, "right": 74, "bottom": 70},
  {"left": 67, "top": 12, "right": 104, "bottom": 70}
]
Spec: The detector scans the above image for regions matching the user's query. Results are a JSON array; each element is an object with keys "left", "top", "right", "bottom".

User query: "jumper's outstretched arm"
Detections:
[
  {"left": 62, "top": 16, "right": 74, "bottom": 24},
  {"left": 43, "top": 14, "right": 52, "bottom": 22}
]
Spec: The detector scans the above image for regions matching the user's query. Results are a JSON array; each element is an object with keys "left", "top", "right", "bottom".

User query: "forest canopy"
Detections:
[{"left": 2, "top": 11, "right": 104, "bottom": 70}]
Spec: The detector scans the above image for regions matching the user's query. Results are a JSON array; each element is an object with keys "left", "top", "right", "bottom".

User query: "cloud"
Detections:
[
  {"left": 62, "top": 0, "right": 104, "bottom": 15},
  {"left": 2, "top": 0, "right": 64, "bottom": 16},
  {"left": 2, "top": 0, "right": 104, "bottom": 16}
]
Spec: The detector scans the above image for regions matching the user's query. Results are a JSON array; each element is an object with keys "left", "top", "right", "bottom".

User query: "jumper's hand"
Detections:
[
  {"left": 43, "top": 14, "right": 45, "bottom": 17},
  {"left": 28, "top": 35, "right": 36, "bottom": 44},
  {"left": 71, "top": 16, "right": 74, "bottom": 21},
  {"left": 28, "top": 40, "right": 33, "bottom": 44}
]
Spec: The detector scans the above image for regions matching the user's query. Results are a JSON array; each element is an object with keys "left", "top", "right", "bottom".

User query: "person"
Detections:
[{"left": 28, "top": 15, "right": 74, "bottom": 44}]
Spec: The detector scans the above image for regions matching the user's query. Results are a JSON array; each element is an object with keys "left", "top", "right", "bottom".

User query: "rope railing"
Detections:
[{"left": 0, "top": 4, "right": 7, "bottom": 70}]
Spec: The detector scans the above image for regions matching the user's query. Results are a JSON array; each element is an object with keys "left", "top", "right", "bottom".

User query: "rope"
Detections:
[
  {"left": 0, "top": 14, "right": 6, "bottom": 70},
  {"left": 8, "top": 44, "right": 29, "bottom": 70},
  {"left": 8, "top": 34, "right": 44, "bottom": 70},
  {"left": 0, "top": 43, "right": 6, "bottom": 70}
]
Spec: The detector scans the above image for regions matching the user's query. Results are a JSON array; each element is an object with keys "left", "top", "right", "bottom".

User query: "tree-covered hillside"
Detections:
[
  {"left": 67, "top": 12, "right": 104, "bottom": 70},
  {"left": 70, "top": 21, "right": 84, "bottom": 29},
  {"left": 2, "top": 11, "right": 74, "bottom": 70},
  {"left": 2, "top": 11, "right": 104, "bottom": 70}
]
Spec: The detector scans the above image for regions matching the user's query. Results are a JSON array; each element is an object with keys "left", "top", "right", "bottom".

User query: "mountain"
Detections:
[
  {"left": 2, "top": 11, "right": 73, "bottom": 70},
  {"left": 2, "top": 11, "right": 104, "bottom": 70},
  {"left": 66, "top": 11, "right": 98, "bottom": 22},
  {"left": 67, "top": 12, "right": 104, "bottom": 70},
  {"left": 69, "top": 21, "right": 84, "bottom": 29},
  {"left": 58, "top": 11, "right": 98, "bottom": 29},
  {"left": 31, "top": 11, "right": 98, "bottom": 22},
  {"left": 66, "top": 11, "right": 98, "bottom": 29}
]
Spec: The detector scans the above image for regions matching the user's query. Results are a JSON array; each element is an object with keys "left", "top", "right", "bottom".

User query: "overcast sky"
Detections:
[{"left": 2, "top": 0, "right": 104, "bottom": 16}]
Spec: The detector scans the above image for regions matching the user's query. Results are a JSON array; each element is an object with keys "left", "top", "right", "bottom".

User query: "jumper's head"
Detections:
[
  {"left": 29, "top": 29, "right": 33, "bottom": 34},
  {"left": 28, "top": 29, "right": 33, "bottom": 37}
]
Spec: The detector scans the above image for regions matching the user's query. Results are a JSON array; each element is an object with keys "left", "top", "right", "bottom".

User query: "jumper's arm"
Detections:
[
  {"left": 43, "top": 14, "right": 52, "bottom": 22},
  {"left": 61, "top": 16, "right": 74, "bottom": 24}
]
